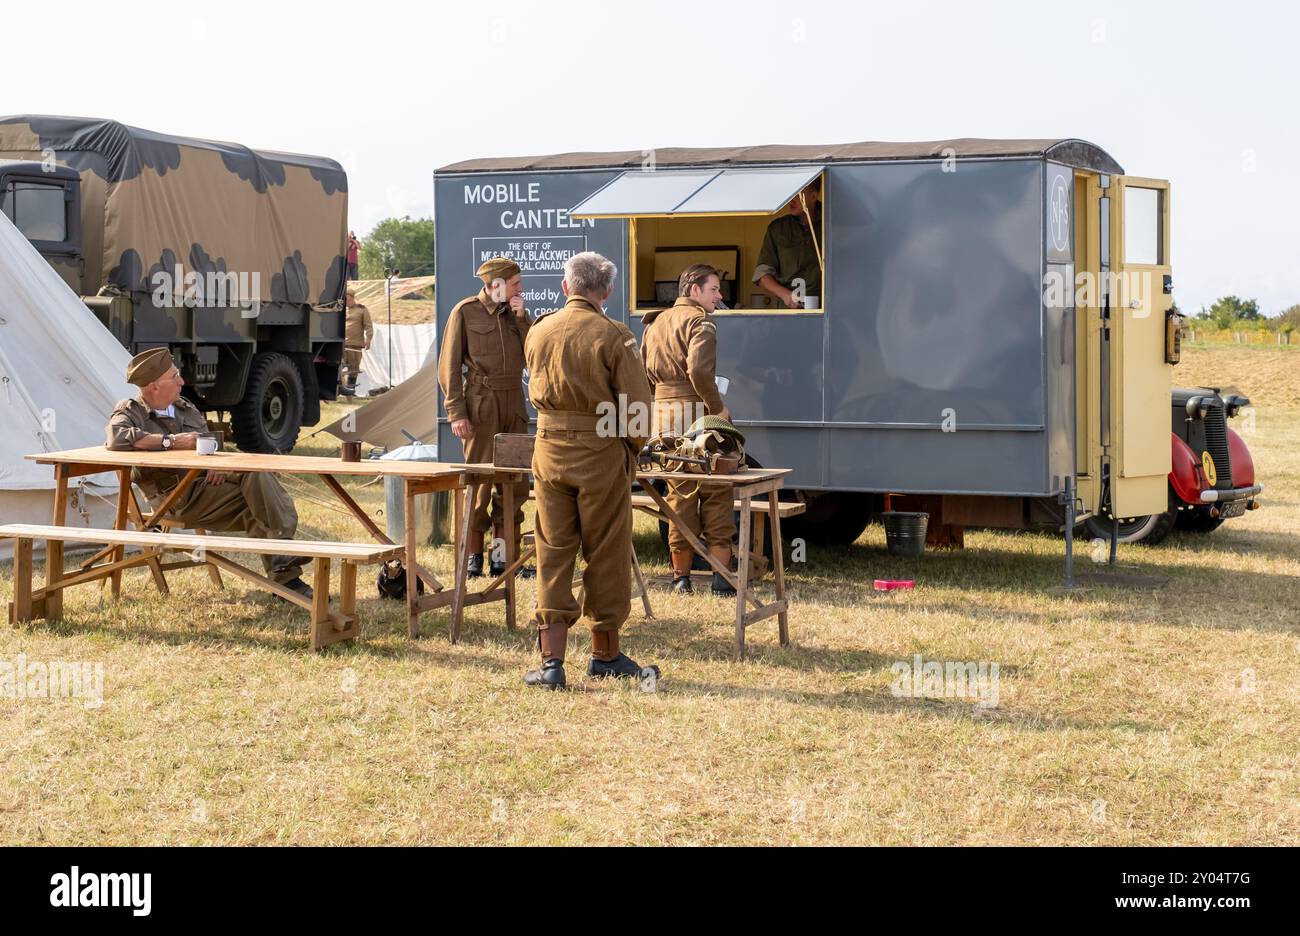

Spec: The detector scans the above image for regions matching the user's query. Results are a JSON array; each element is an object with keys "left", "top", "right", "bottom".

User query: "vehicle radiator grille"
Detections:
[{"left": 1204, "top": 402, "right": 1233, "bottom": 490}]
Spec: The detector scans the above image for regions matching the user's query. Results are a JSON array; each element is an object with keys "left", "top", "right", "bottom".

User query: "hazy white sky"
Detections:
[{"left": 7, "top": 0, "right": 1297, "bottom": 314}]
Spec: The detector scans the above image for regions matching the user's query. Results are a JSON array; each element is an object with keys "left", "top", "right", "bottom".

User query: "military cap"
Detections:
[
  {"left": 126, "top": 347, "right": 175, "bottom": 386},
  {"left": 476, "top": 257, "right": 521, "bottom": 283}
]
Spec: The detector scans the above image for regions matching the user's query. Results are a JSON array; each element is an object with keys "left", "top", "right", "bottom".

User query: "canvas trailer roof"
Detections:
[{"left": 437, "top": 138, "right": 1123, "bottom": 175}]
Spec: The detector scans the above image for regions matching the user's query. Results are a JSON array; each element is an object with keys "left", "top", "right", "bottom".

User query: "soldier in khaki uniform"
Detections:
[
  {"left": 522, "top": 252, "right": 660, "bottom": 690},
  {"left": 753, "top": 178, "right": 822, "bottom": 309},
  {"left": 106, "top": 348, "right": 311, "bottom": 597},
  {"left": 641, "top": 264, "right": 737, "bottom": 596},
  {"left": 340, "top": 289, "right": 373, "bottom": 395},
  {"left": 438, "top": 257, "right": 533, "bottom": 578}
]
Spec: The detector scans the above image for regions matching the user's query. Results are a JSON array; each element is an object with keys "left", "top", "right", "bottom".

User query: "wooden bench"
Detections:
[
  {"left": 629, "top": 490, "right": 805, "bottom": 580},
  {"left": 1, "top": 523, "right": 402, "bottom": 651}
]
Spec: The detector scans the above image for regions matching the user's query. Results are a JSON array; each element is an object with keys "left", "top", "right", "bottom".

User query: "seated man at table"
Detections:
[{"left": 105, "top": 348, "right": 311, "bottom": 598}]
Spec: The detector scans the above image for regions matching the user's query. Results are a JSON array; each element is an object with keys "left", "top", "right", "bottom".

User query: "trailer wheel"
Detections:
[
  {"left": 782, "top": 492, "right": 873, "bottom": 545},
  {"left": 1083, "top": 509, "right": 1178, "bottom": 546},
  {"left": 232, "top": 352, "right": 304, "bottom": 453},
  {"left": 1175, "top": 505, "right": 1225, "bottom": 534}
]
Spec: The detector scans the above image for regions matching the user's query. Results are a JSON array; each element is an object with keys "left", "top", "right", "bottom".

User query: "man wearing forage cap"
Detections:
[
  {"left": 437, "top": 256, "right": 533, "bottom": 579},
  {"left": 105, "top": 347, "right": 312, "bottom": 598}
]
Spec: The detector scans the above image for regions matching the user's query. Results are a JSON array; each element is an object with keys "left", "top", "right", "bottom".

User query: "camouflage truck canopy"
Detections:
[{"left": 0, "top": 115, "right": 348, "bottom": 306}]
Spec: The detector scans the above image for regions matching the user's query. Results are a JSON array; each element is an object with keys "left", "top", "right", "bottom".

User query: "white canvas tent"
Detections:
[
  {"left": 0, "top": 211, "right": 133, "bottom": 558},
  {"left": 315, "top": 322, "right": 438, "bottom": 451},
  {"left": 357, "top": 323, "right": 436, "bottom": 395}
]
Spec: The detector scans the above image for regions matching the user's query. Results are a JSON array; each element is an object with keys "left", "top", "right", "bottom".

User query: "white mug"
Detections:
[
  {"left": 197, "top": 436, "right": 219, "bottom": 455},
  {"left": 803, "top": 294, "right": 820, "bottom": 310}
]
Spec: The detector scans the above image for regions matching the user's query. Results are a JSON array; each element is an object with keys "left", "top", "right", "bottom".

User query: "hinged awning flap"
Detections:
[
  {"left": 570, "top": 166, "right": 822, "bottom": 218},
  {"left": 569, "top": 169, "right": 718, "bottom": 218}
]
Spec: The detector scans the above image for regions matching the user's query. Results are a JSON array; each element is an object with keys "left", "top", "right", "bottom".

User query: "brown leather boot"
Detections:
[
  {"left": 538, "top": 623, "right": 569, "bottom": 663},
  {"left": 466, "top": 528, "right": 486, "bottom": 577},
  {"left": 490, "top": 522, "right": 506, "bottom": 576},
  {"left": 590, "top": 629, "right": 619, "bottom": 662},
  {"left": 669, "top": 548, "right": 694, "bottom": 594},
  {"left": 526, "top": 625, "right": 569, "bottom": 690},
  {"left": 587, "top": 628, "right": 660, "bottom": 680},
  {"left": 709, "top": 545, "right": 736, "bottom": 597}
]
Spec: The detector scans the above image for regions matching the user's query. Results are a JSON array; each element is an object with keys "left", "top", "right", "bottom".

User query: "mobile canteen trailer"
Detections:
[{"left": 431, "top": 139, "right": 1260, "bottom": 557}]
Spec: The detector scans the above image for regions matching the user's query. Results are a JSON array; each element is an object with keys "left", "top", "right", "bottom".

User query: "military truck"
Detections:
[
  {"left": 431, "top": 138, "right": 1263, "bottom": 557},
  {"left": 0, "top": 116, "right": 349, "bottom": 453}
]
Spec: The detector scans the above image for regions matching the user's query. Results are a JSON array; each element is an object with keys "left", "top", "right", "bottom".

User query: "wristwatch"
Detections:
[{"left": 162, "top": 434, "right": 174, "bottom": 450}]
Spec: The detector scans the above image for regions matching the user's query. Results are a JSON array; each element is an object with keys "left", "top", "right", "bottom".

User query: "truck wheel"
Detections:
[
  {"left": 232, "top": 352, "right": 305, "bottom": 453},
  {"left": 783, "top": 492, "right": 873, "bottom": 545},
  {"left": 1175, "top": 505, "right": 1226, "bottom": 534},
  {"left": 1083, "top": 509, "right": 1178, "bottom": 546}
]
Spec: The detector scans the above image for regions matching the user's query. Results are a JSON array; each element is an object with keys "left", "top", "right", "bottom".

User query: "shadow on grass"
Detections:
[
  {"left": 655, "top": 677, "right": 1151, "bottom": 733},
  {"left": 1017, "top": 522, "right": 1300, "bottom": 564},
  {"left": 746, "top": 537, "right": 1295, "bottom": 599},
  {"left": 18, "top": 594, "right": 523, "bottom": 668}
]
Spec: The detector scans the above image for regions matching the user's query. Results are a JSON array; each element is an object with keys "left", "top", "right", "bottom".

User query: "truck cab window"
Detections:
[{"left": 1, "top": 181, "right": 67, "bottom": 242}]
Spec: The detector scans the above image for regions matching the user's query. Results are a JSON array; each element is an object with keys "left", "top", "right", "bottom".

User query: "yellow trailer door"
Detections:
[{"left": 1108, "top": 176, "right": 1173, "bottom": 517}]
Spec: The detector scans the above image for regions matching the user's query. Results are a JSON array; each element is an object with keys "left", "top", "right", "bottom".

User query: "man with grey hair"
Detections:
[{"left": 521, "top": 251, "right": 659, "bottom": 689}]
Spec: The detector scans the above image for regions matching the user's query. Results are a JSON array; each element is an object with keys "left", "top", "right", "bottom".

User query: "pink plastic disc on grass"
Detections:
[{"left": 873, "top": 579, "right": 915, "bottom": 591}]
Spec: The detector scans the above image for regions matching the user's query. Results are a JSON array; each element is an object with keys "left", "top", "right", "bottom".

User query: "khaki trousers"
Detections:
[
  {"left": 531, "top": 428, "right": 634, "bottom": 660},
  {"left": 463, "top": 385, "right": 529, "bottom": 537},
  {"left": 652, "top": 399, "right": 735, "bottom": 553},
  {"left": 166, "top": 472, "right": 305, "bottom": 583}
]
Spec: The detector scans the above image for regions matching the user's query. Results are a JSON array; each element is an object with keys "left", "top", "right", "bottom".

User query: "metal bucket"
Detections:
[
  {"left": 882, "top": 511, "right": 928, "bottom": 557},
  {"left": 380, "top": 443, "right": 451, "bottom": 546}
]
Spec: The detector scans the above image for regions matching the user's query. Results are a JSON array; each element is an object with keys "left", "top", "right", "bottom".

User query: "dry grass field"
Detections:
[{"left": 1, "top": 346, "right": 1296, "bottom": 845}]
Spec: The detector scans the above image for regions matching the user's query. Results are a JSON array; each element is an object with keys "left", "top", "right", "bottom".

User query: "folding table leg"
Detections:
[
  {"left": 46, "top": 466, "right": 70, "bottom": 622},
  {"left": 450, "top": 480, "right": 476, "bottom": 643},
  {"left": 768, "top": 490, "right": 789, "bottom": 646},
  {"left": 110, "top": 468, "right": 130, "bottom": 598},
  {"left": 630, "top": 542, "right": 654, "bottom": 619},
  {"left": 503, "top": 478, "right": 517, "bottom": 631},
  {"left": 340, "top": 561, "right": 358, "bottom": 622},
  {"left": 405, "top": 479, "right": 419, "bottom": 639},
  {"left": 196, "top": 528, "right": 224, "bottom": 588},
  {"left": 127, "top": 493, "right": 171, "bottom": 596},
  {"left": 734, "top": 496, "right": 752, "bottom": 661}
]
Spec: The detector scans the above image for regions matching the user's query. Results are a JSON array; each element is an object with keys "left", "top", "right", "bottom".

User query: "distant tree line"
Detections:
[
  {"left": 357, "top": 217, "right": 435, "bottom": 281},
  {"left": 1195, "top": 295, "right": 1300, "bottom": 335}
]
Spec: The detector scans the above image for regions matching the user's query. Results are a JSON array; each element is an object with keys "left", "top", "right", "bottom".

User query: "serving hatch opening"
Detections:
[{"left": 568, "top": 166, "right": 826, "bottom": 314}]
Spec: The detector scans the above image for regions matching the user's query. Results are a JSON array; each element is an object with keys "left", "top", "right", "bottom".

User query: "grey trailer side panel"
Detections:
[
  {"left": 824, "top": 160, "right": 1044, "bottom": 428},
  {"left": 827, "top": 427, "right": 1050, "bottom": 494},
  {"left": 709, "top": 314, "right": 825, "bottom": 424},
  {"left": 821, "top": 159, "right": 1054, "bottom": 496}
]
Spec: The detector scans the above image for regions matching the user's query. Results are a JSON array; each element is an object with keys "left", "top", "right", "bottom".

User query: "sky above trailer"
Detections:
[{"left": 8, "top": 0, "right": 1296, "bottom": 317}]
